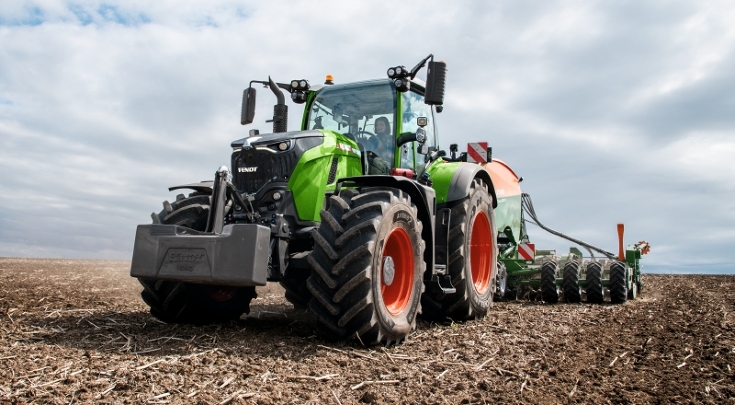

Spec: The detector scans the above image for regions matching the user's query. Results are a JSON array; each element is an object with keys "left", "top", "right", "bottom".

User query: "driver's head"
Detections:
[{"left": 375, "top": 117, "right": 391, "bottom": 136}]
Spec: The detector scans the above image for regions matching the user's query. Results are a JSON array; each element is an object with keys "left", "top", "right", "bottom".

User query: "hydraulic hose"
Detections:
[{"left": 521, "top": 193, "right": 617, "bottom": 260}]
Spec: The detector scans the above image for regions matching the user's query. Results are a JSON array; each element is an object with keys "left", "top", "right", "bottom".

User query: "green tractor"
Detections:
[{"left": 131, "top": 55, "right": 499, "bottom": 345}]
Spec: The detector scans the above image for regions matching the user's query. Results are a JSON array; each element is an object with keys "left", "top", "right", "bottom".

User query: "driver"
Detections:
[
  {"left": 375, "top": 116, "right": 391, "bottom": 138},
  {"left": 367, "top": 117, "right": 392, "bottom": 175}
]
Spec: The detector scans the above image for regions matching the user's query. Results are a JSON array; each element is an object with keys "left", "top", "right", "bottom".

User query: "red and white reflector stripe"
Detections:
[
  {"left": 518, "top": 243, "right": 535, "bottom": 261},
  {"left": 466, "top": 142, "right": 488, "bottom": 163}
]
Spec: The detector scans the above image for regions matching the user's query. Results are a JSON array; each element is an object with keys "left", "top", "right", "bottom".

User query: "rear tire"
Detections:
[
  {"left": 585, "top": 262, "right": 604, "bottom": 304},
  {"left": 540, "top": 261, "right": 559, "bottom": 303},
  {"left": 609, "top": 261, "right": 628, "bottom": 304},
  {"left": 307, "top": 188, "right": 425, "bottom": 345},
  {"left": 138, "top": 193, "right": 256, "bottom": 324},
  {"left": 421, "top": 179, "right": 497, "bottom": 320},
  {"left": 562, "top": 261, "right": 581, "bottom": 303}
]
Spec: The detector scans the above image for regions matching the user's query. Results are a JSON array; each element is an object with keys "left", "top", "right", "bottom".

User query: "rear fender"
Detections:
[{"left": 428, "top": 162, "right": 497, "bottom": 207}]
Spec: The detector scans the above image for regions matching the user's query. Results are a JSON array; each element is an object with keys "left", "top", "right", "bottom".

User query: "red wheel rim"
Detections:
[
  {"left": 381, "top": 227, "right": 414, "bottom": 316},
  {"left": 203, "top": 286, "right": 239, "bottom": 302},
  {"left": 470, "top": 211, "right": 492, "bottom": 295}
]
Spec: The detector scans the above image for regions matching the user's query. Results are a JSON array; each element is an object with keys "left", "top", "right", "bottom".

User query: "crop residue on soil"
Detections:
[{"left": 1, "top": 257, "right": 734, "bottom": 404}]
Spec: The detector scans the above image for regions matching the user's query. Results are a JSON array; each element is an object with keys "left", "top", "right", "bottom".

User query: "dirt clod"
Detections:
[{"left": 360, "top": 390, "right": 379, "bottom": 403}]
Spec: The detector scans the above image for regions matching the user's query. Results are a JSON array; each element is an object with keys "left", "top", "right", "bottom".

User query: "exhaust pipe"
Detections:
[{"left": 268, "top": 76, "right": 288, "bottom": 133}]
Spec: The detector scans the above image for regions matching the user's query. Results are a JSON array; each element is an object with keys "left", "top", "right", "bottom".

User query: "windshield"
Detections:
[{"left": 307, "top": 80, "right": 396, "bottom": 169}]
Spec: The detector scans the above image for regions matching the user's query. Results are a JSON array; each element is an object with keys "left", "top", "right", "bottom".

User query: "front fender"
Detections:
[{"left": 168, "top": 181, "right": 214, "bottom": 194}]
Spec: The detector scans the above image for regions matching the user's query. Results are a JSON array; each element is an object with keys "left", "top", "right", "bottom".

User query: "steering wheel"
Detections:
[
  {"left": 355, "top": 130, "right": 376, "bottom": 139},
  {"left": 355, "top": 130, "right": 378, "bottom": 151}
]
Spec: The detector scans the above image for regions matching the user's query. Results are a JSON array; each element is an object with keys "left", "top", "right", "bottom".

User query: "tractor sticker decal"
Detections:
[{"left": 336, "top": 143, "right": 361, "bottom": 156}]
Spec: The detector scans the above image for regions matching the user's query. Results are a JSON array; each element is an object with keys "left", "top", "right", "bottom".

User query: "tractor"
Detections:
[{"left": 131, "top": 54, "right": 648, "bottom": 346}]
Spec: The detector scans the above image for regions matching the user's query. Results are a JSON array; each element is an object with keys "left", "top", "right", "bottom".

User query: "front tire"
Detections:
[
  {"left": 138, "top": 193, "right": 256, "bottom": 324},
  {"left": 140, "top": 280, "right": 256, "bottom": 324},
  {"left": 307, "top": 188, "right": 425, "bottom": 345},
  {"left": 422, "top": 179, "right": 497, "bottom": 320}
]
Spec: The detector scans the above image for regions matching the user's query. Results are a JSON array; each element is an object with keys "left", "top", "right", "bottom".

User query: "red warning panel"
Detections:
[
  {"left": 518, "top": 243, "right": 535, "bottom": 261},
  {"left": 466, "top": 142, "right": 488, "bottom": 163}
]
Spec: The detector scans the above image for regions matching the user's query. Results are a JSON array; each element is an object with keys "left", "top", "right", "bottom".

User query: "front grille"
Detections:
[{"left": 232, "top": 149, "right": 297, "bottom": 193}]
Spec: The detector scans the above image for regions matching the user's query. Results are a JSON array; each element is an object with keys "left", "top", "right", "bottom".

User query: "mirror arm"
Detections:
[
  {"left": 396, "top": 132, "right": 417, "bottom": 147},
  {"left": 409, "top": 54, "right": 433, "bottom": 79}
]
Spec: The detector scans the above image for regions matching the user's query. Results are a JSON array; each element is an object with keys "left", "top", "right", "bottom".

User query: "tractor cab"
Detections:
[
  {"left": 241, "top": 54, "right": 447, "bottom": 177},
  {"left": 303, "top": 78, "right": 440, "bottom": 175}
]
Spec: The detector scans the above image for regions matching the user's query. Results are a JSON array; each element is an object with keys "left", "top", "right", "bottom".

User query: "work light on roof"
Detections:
[
  {"left": 289, "top": 79, "right": 309, "bottom": 91},
  {"left": 394, "top": 78, "right": 410, "bottom": 92},
  {"left": 387, "top": 65, "right": 410, "bottom": 92},
  {"left": 289, "top": 79, "right": 310, "bottom": 104},
  {"left": 291, "top": 91, "right": 307, "bottom": 104},
  {"left": 387, "top": 66, "right": 408, "bottom": 79}
]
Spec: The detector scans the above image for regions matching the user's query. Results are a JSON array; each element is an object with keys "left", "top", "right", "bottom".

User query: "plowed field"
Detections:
[{"left": 1, "top": 257, "right": 734, "bottom": 404}]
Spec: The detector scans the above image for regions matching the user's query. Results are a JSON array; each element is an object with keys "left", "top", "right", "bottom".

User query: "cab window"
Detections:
[{"left": 307, "top": 80, "right": 396, "bottom": 168}]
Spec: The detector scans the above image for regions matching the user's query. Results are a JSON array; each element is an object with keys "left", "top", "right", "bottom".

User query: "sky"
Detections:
[{"left": 1, "top": 0, "right": 734, "bottom": 274}]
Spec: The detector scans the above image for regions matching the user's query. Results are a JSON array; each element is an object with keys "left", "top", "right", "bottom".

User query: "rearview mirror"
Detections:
[
  {"left": 241, "top": 87, "right": 256, "bottom": 125},
  {"left": 424, "top": 61, "right": 446, "bottom": 106}
]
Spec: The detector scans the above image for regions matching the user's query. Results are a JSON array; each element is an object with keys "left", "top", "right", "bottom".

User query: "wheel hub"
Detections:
[{"left": 382, "top": 256, "right": 395, "bottom": 286}]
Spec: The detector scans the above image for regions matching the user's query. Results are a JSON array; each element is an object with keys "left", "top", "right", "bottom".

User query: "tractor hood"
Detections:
[{"left": 231, "top": 130, "right": 323, "bottom": 149}]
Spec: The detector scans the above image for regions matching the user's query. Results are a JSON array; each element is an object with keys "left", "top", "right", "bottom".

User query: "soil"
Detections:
[{"left": 1, "top": 257, "right": 733, "bottom": 404}]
